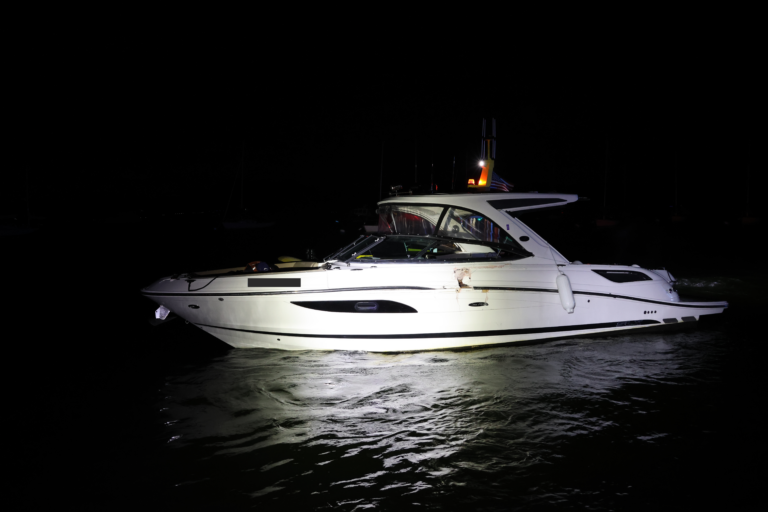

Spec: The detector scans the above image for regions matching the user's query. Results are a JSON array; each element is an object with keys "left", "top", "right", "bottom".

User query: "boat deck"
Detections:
[{"left": 192, "top": 262, "right": 322, "bottom": 277}]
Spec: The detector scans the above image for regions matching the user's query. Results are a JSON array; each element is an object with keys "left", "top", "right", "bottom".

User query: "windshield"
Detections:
[
  {"left": 320, "top": 204, "right": 531, "bottom": 264},
  {"left": 325, "top": 235, "right": 380, "bottom": 262},
  {"left": 327, "top": 234, "right": 530, "bottom": 263},
  {"left": 378, "top": 204, "right": 524, "bottom": 251}
]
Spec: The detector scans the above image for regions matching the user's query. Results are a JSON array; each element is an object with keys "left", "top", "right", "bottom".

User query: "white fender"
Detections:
[{"left": 556, "top": 273, "right": 575, "bottom": 313}]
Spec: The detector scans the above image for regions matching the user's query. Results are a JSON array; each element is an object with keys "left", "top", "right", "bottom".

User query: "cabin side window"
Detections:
[
  {"left": 377, "top": 205, "right": 444, "bottom": 235},
  {"left": 437, "top": 208, "right": 518, "bottom": 248}
]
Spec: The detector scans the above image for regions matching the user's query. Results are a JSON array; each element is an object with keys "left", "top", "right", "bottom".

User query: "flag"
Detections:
[{"left": 491, "top": 173, "right": 512, "bottom": 192}]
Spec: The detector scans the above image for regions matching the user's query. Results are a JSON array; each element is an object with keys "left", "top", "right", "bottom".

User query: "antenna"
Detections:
[
  {"left": 452, "top": 155, "right": 456, "bottom": 192},
  {"left": 414, "top": 139, "right": 418, "bottom": 184},
  {"left": 480, "top": 119, "right": 486, "bottom": 159},
  {"left": 492, "top": 118, "right": 496, "bottom": 159},
  {"left": 379, "top": 140, "right": 384, "bottom": 200},
  {"left": 430, "top": 150, "right": 434, "bottom": 194}
]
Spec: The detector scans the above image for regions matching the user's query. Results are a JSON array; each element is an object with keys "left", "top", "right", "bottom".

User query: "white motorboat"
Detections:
[{"left": 141, "top": 193, "right": 728, "bottom": 351}]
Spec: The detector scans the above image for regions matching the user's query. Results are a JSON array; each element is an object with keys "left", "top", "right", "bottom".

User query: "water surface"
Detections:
[{"left": 150, "top": 290, "right": 757, "bottom": 511}]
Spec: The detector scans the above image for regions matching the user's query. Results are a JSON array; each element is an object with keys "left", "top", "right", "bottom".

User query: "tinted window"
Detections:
[
  {"left": 438, "top": 207, "right": 519, "bottom": 248},
  {"left": 378, "top": 205, "right": 444, "bottom": 235}
]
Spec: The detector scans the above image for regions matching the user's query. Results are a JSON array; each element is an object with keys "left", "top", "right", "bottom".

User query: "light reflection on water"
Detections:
[{"left": 157, "top": 328, "right": 729, "bottom": 510}]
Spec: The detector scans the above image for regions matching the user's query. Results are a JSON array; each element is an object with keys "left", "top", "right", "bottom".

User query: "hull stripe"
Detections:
[
  {"left": 143, "top": 286, "right": 727, "bottom": 309},
  {"left": 481, "top": 287, "right": 726, "bottom": 309},
  {"left": 195, "top": 319, "right": 662, "bottom": 340}
]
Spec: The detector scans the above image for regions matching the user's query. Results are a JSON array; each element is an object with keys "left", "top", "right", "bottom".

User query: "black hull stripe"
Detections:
[
  {"left": 141, "top": 286, "right": 433, "bottom": 297},
  {"left": 195, "top": 319, "right": 662, "bottom": 340},
  {"left": 143, "top": 285, "right": 727, "bottom": 309},
  {"left": 480, "top": 287, "right": 727, "bottom": 309}
]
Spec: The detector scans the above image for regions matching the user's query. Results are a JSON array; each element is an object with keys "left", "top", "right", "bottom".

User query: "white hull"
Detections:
[{"left": 142, "top": 263, "right": 726, "bottom": 352}]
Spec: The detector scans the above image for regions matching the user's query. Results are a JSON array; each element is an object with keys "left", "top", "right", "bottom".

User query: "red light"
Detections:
[{"left": 468, "top": 179, "right": 475, "bottom": 185}]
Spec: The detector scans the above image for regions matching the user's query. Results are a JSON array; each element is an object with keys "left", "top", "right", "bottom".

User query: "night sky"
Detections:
[{"left": 6, "top": 42, "right": 761, "bottom": 225}]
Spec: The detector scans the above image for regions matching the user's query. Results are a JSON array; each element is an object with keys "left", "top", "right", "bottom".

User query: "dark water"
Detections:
[
  {"left": 149, "top": 304, "right": 761, "bottom": 511},
  {"left": 9, "top": 221, "right": 766, "bottom": 510}
]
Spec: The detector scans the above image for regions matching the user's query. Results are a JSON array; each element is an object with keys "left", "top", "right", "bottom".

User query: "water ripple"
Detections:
[{"left": 156, "top": 328, "right": 734, "bottom": 510}]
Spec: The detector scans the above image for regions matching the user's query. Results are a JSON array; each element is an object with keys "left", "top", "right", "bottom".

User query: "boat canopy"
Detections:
[
  {"left": 485, "top": 194, "right": 579, "bottom": 212},
  {"left": 378, "top": 193, "right": 578, "bottom": 216},
  {"left": 373, "top": 193, "right": 579, "bottom": 264}
]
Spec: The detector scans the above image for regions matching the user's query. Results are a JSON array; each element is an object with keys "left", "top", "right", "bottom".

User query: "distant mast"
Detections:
[{"left": 467, "top": 118, "right": 496, "bottom": 193}]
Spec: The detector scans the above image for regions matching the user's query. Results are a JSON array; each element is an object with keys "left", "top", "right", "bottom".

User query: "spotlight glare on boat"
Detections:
[
  {"left": 479, "top": 160, "right": 485, "bottom": 166},
  {"left": 139, "top": 190, "right": 728, "bottom": 352}
]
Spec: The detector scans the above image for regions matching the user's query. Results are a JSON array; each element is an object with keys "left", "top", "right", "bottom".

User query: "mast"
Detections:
[
  {"left": 379, "top": 140, "right": 384, "bottom": 200},
  {"left": 414, "top": 139, "right": 418, "bottom": 185}
]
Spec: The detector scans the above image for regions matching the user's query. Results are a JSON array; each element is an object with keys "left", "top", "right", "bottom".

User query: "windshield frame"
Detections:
[
  {"left": 378, "top": 203, "right": 528, "bottom": 248},
  {"left": 329, "top": 233, "right": 532, "bottom": 264},
  {"left": 324, "top": 235, "right": 377, "bottom": 262},
  {"left": 325, "top": 203, "right": 534, "bottom": 264}
]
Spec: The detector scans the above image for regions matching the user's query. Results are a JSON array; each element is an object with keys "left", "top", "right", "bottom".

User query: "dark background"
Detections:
[
  {"left": 5, "top": 38, "right": 762, "bottom": 227},
  {"left": 5, "top": 29, "right": 764, "bottom": 510}
]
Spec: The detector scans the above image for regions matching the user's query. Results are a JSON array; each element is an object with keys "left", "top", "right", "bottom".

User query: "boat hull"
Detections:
[
  {"left": 141, "top": 192, "right": 729, "bottom": 352},
  {"left": 143, "top": 278, "right": 727, "bottom": 351}
]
